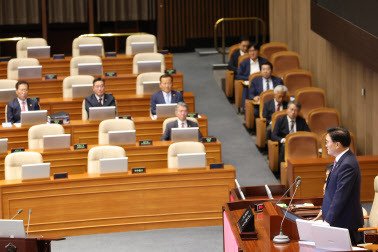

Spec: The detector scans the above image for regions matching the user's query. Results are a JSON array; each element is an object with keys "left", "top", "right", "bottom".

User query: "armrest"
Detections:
[
  {"left": 268, "top": 140, "right": 279, "bottom": 172},
  {"left": 225, "top": 70, "right": 235, "bottom": 98},
  {"left": 245, "top": 99, "right": 255, "bottom": 129},
  {"left": 256, "top": 118, "right": 267, "bottom": 148},
  {"left": 364, "top": 215, "right": 370, "bottom": 219},
  {"left": 252, "top": 100, "right": 260, "bottom": 105},
  {"left": 358, "top": 227, "right": 378, "bottom": 232}
]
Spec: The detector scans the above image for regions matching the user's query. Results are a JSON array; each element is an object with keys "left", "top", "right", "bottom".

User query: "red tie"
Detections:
[
  {"left": 276, "top": 103, "right": 280, "bottom": 112},
  {"left": 98, "top": 98, "right": 102, "bottom": 107},
  {"left": 21, "top": 101, "right": 26, "bottom": 111}
]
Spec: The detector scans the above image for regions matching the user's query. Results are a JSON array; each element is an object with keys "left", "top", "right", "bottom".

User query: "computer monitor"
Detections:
[
  {"left": 21, "top": 163, "right": 50, "bottom": 180},
  {"left": 18, "top": 65, "right": 42, "bottom": 80},
  {"left": 312, "top": 224, "right": 353, "bottom": 251},
  {"left": 79, "top": 44, "right": 103, "bottom": 56},
  {"left": 177, "top": 153, "right": 206, "bottom": 169},
  {"left": 99, "top": 157, "right": 128, "bottom": 174},
  {"left": 27, "top": 46, "right": 51, "bottom": 59},
  {"left": 88, "top": 106, "right": 116, "bottom": 121},
  {"left": 137, "top": 60, "right": 161, "bottom": 74},
  {"left": 43, "top": 134, "right": 71, "bottom": 150},
  {"left": 142, "top": 81, "right": 160, "bottom": 95},
  {"left": 156, "top": 104, "right": 177, "bottom": 118},
  {"left": 0, "top": 88, "right": 16, "bottom": 102},
  {"left": 0, "top": 220, "right": 26, "bottom": 238},
  {"left": 78, "top": 63, "right": 103, "bottom": 75},
  {"left": 0, "top": 138, "right": 8, "bottom": 154},
  {"left": 108, "top": 130, "right": 136, "bottom": 145},
  {"left": 131, "top": 42, "right": 155, "bottom": 55},
  {"left": 72, "top": 84, "right": 93, "bottom": 98},
  {"left": 21, "top": 110, "right": 47, "bottom": 125},
  {"left": 171, "top": 127, "right": 199, "bottom": 142}
]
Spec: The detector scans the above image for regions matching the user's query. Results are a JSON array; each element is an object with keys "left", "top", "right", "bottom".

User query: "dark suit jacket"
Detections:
[
  {"left": 227, "top": 50, "right": 241, "bottom": 72},
  {"left": 248, "top": 76, "right": 283, "bottom": 100},
  {"left": 85, "top": 93, "right": 116, "bottom": 115},
  {"left": 321, "top": 150, "right": 363, "bottom": 231},
  {"left": 235, "top": 56, "right": 268, "bottom": 80},
  {"left": 271, "top": 115, "right": 310, "bottom": 143},
  {"left": 262, "top": 99, "right": 288, "bottom": 125},
  {"left": 160, "top": 120, "right": 203, "bottom": 141},
  {"left": 150, "top": 90, "right": 184, "bottom": 115},
  {"left": 7, "top": 98, "right": 40, "bottom": 123}
]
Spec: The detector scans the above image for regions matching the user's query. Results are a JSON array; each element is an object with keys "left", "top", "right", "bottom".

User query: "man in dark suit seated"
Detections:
[
  {"left": 271, "top": 101, "right": 310, "bottom": 167},
  {"left": 262, "top": 85, "right": 288, "bottom": 141},
  {"left": 150, "top": 73, "right": 184, "bottom": 116},
  {"left": 235, "top": 44, "right": 268, "bottom": 81},
  {"left": 85, "top": 77, "right": 116, "bottom": 115},
  {"left": 7, "top": 81, "right": 40, "bottom": 123},
  {"left": 227, "top": 36, "right": 250, "bottom": 73},
  {"left": 249, "top": 62, "right": 284, "bottom": 118},
  {"left": 161, "top": 102, "right": 203, "bottom": 141}
]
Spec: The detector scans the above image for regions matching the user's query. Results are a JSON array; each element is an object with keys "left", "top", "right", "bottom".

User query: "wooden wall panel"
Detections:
[{"left": 270, "top": 0, "right": 378, "bottom": 155}]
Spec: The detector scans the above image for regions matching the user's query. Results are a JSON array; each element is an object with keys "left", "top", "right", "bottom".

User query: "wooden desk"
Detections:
[
  {"left": 0, "top": 165, "right": 235, "bottom": 237},
  {"left": 287, "top": 156, "right": 378, "bottom": 202},
  {"left": 0, "top": 115, "right": 208, "bottom": 149},
  {"left": 0, "top": 140, "right": 222, "bottom": 180},
  {"left": 0, "top": 54, "right": 174, "bottom": 78}
]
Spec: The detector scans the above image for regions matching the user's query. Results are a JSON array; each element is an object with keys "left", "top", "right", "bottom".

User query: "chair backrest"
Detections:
[
  {"left": 238, "top": 54, "right": 250, "bottom": 68},
  {"left": 87, "top": 146, "right": 126, "bottom": 174},
  {"left": 0, "top": 79, "right": 17, "bottom": 89},
  {"left": 248, "top": 72, "right": 263, "bottom": 88},
  {"left": 271, "top": 110, "right": 287, "bottom": 132},
  {"left": 284, "top": 131, "right": 319, "bottom": 162},
  {"left": 4, "top": 151, "right": 43, "bottom": 180},
  {"left": 132, "top": 53, "right": 165, "bottom": 74},
  {"left": 228, "top": 43, "right": 240, "bottom": 61},
  {"left": 295, "top": 87, "right": 326, "bottom": 120},
  {"left": 320, "top": 132, "right": 356, "bottom": 158},
  {"left": 307, "top": 107, "right": 340, "bottom": 144},
  {"left": 7, "top": 58, "right": 40, "bottom": 79},
  {"left": 28, "top": 124, "right": 65, "bottom": 150},
  {"left": 259, "top": 90, "right": 275, "bottom": 118},
  {"left": 167, "top": 142, "right": 206, "bottom": 168},
  {"left": 370, "top": 176, "right": 378, "bottom": 228},
  {"left": 62, "top": 75, "right": 94, "bottom": 98},
  {"left": 98, "top": 119, "right": 136, "bottom": 145},
  {"left": 70, "top": 56, "right": 102, "bottom": 76},
  {"left": 162, "top": 117, "right": 199, "bottom": 133},
  {"left": 271, "top": 51, "right": 300, "bottom": 78},
  {"left": 260, "top": 42, "right": 288, "bottom": 61},
  {"left": 125, "top": 34, "right": 157, "bottom": 55},
  {"left": 72, "top": 37, "right": 104, "bottom": 57},
  {"left": 282, "top": 69, "right": 313, "bottom": 94},
  {"left": 136, "top": 72, "right": 162, "bottom": 95},
  {"left": 16, "top": 38, "right": 48, "bottom": 58}
]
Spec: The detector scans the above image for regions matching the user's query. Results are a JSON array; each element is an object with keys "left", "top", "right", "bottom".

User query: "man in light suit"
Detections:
[
  {"left": 161, "top": 102, "right": 203, "bottom": 141},
  {"left": 235, "top": 44, "right": 268, "bottom": 81},
  {"left": 314, "top": 127, "right": 363, "bottom": 245},
  {"left": 150, "top": 73, "right": 184, "bottom": 116},
  {"left": 7, "top": 81, "right": 40, "bottom": 123},
  {"left": 227, "top": 36, "right": 250, "bottom": 73},
  {"left": 85, "top": 77, "right": 116, "bottom": 115}
]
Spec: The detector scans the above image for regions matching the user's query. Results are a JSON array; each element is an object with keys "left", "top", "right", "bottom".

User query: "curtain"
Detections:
[
  {"left": 48, "top": 0, "right": 88, "bottom": 23},
  {"left": 0, "top": 0, "right": 40, "bottom": 25},
  {"left": 97, "top": 0, "right": 156, "bottom": 22}
]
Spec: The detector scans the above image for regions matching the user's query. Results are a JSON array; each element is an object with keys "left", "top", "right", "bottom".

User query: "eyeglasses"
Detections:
[
  {"left": 94, "top": 85, "right": 105, "bottom": 89},
  {"left": 177, "top": 111, "right": 188, "bottom": 114},
  {"left": 18, "top": 89, "right": 28, "bottom": 93}
]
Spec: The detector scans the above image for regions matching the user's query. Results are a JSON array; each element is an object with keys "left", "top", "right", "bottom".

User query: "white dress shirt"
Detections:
[
  {"left": 240, "top": 50, "right": 245, "bottom": 56},
  {"left": 250, "top": 59, "right": 260, "bottom": 75},
  {"left": 263, "top": 77, "right": 274, "bottom": 91},
  {"left": 95, "top": 94, "right": 104, "bottom": 105},
  {"left": 17, "top": 98, "right": 28, "bottom": 112},
  {"left": 177, "top": 119, "right": 188, "bottom": 128},
  {"left": 162, "top": 91, "right": 172, "bottom": 104},
  {"left": 335, "top": 148, "right": 350, "bottom": 163},
  {"left": 274, "top": 99, "right": 283, "bottom": 112}
]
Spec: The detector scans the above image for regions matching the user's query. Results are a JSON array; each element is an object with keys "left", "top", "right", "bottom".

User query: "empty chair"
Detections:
[
  {"left": 308, "top": 107, "right": 340, "bottom": 144},
  {"left": 136, "top": 72, "right": 162, "bottom": 95},
  {"left": 87, "top": 146, "right": 126, "bottom": 174},
  {"left": 295, "top": 87, "right": 326, "bottom": 120},
  {"left": 162, "top": 117, "right": 199, "bottom": 133},
  {"left": 228, "top": 43, "right": 240, "bottom": 61},
  {"left": 254, "top": 90, "right": 276, "bottom": 147},
  {"left": 70, "top": 55, "right": 102, "bottom": 76},
  {"left": 98, "top": 119, "right": 135, "bottom": 145},
  {"left": 167, "top": 142, "right": 206, "bottom": 168},
  {"left": 28, "top": 124, "right": 65, "bottom": 150},
  {"left": 125, "top": 34, "right": 157, "bottom": 55},
  {"left": 7, "top": 58, "right": 40, "bottom": 79},
  {"left": 16, "top": 38, "right": 48, "bottom": 58},
  {"left": 132, "top": 53, "right": 165, "bottom": 74},
  {"left": 260, "top": 42, "right": 288, "bottom": 61},
  {"left": 4, "top": 151, "right": 43, "bottom": 180},
  {"left": 62, "top": 75, "right": 94, "bottom": 98},
  {"left": 0, "top": 79, "right": 17, "bottom": 89},
  {"left": 72, "top": 37, "right": 104, "bottom": 57},
  {"left": 267, "top": 110, "right": 287, "bottom": 172},
  {"left": 283, "top": 69, "right": 313, "bottom": 95},
  {"left": 235, "top": 72, "right": 263, "bottom": 111},
  {"left": 271, "top": 51, "right": 300, "bottom": 78},
  {"left": 321, "top": 132, "right": 356, "bottom": 158}
]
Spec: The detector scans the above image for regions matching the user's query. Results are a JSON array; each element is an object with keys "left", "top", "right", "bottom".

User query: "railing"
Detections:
[{"left": 0, "top": 37, "right": 28, "bottom": 43}]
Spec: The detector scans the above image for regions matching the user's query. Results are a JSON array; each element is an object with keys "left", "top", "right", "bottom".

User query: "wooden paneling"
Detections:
[{"left": 270, "top": 0, "right": 378, "bottom": 155}]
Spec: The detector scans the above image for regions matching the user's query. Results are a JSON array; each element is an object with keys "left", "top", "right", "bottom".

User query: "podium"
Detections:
[{"left": 0, "top": 236, "right": 64, "bottom": 252}]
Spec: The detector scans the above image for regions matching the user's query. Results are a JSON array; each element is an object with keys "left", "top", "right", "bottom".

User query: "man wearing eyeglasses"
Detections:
[
  {"left": 7, "top": 80, "right": 40, "bottom": 123},
  {"left": 84, "top": 77, "right": 116, "bottom": 115},
  {"left": 161, "top": 102, "right": 203, "bottom": 141}
]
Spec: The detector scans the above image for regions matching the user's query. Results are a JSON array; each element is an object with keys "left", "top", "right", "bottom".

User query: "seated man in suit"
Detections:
[
  {"left": 262, "top": 85, "right": 288, "bottom": 141},
  {"left": 7, "top": 81, "right": 40, "bottom": 123},
  {"left": 161, "top": 102, "right": 203, "bottom": 141},
  {"left": 271, "top": 101, "right": 310, "bottom": 168},
  {"left": 235, "top": 44, "right": 268, "bottom": 81},
  {"left": 150, "top": 73, "right": 184, "bottom": 116},
  {"left": 227, "top": 36, "right": 250, "bottom": 73},
  {"left": 249, "top": 62, "right": 284, "bottom": 118},
  {"left": 85, "top": 77, "right": 116, "bottom": 115}
]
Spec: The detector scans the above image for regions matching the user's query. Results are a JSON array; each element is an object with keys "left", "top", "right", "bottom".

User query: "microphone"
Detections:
[
  {"left": 235, "top": 179, "right": 246, "bottom": 200},
  {"left": 10, "top": 209, "right": 23, "bottom": 220},
  {"left": 273, "top": 180, "right": 302, "bottom": 244},
  {"left": 27, "top": 209, "right": 32, "bottom": 238},
  {"left": 276, "top": 176, "right": 301, "bottom": 205},
  {"left": 265, "top": 184, "right": 273, "bottom": 199}
]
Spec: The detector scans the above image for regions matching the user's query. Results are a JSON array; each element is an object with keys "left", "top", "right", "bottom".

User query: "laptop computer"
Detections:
[
  {"left": 156, "top": 104, "right": 177, "bottom": 118},
  {"left": 0, "top": 138, "right": 8, "bottom": 154},
  {"left": 18, "top": 65, "right": 42, "bottom": 80},
  {"left": 142, "top": 81, "right": 161, "bottom": 94},
  {"left": 21, "top": 163, "right": 50, "bottom": 180},
  {"left": 108, "top": 130, "right": 136, "bottom": 145},
  {"left": 137, "top": 60, "right": 161, "bottom": 73},
  {"left": 79, "top": 44, "right": 103, "bottom": 56},
  {"left": 78, "top": 63, "right": 103, "bottom": 75},
  {"left": 0, "top": 88, "right": 16, "bottom": 102},
  {"left": 99, "top": 157, "right": 128, "bottom": 174},
  {"left": 312, "top": 224, "right": 360, "bottom": 251},
  {"left": 89, "top": 106, "right": 116, "bottom": 121},
  {"left": 177, "top": 153, "right": 206, "bottom": 169},
  {"left": 27, "top": 46, "right": 51, "bottom": 59},
  {"left": 131, "top": 42, "right": 155, "bottom": 55},
  {"left": 171, "top": 127, "right": 199, "bottom": 142},
  {"left": 43, "top": 134, "right": 71, "bottom": 150},
  {"left": 0, "top": 220, "right": 26, "bottom": 238},
  {"left": 72, "top": 84, "right": 93, "bottom": 98},
  {"left": 21, "top": 110, "right": 47, "bottom": 125}
]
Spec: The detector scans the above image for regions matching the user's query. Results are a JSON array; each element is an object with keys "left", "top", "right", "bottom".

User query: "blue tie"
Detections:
[{"left": 166, "top": 93, "right": 170, "bottom": 104}]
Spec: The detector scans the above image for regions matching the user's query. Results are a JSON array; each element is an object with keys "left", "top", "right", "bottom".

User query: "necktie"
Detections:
[
  {"left": 98, "top": 98, "right": 102, "bottom": 107},
  {"left": 276, "top": 103, "right": 280, "bottom": 112},
  {"left": 290, "top": 120, "right": 295, "bottom": 133},
  {"left": 265, "top": 79, "right": 269, "bottom": 91},
  {"left": 21, "top": 101, "right": 26, "bottom": 111},
  {"left": 182, "top": 122, "right": 185, "bottom": 128},
  {"left": 166, "top": 94, "right": 170, "bottom": 104}
]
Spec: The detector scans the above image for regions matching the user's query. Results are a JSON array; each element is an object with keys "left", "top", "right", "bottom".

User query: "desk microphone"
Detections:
[
  {"left": 273, "top": 180, "right": 302, "bottom": 244},
  {"left": 276, "top": 176, "right": 301, "bottom": 205},
  {"left": 10, "top": 209, "right": 23, "bottom": 220},
  {"left": 27, "top": 209, "right": 32, "bottom": 238},
  {"left": 235, "top": 179, "right": 246, "bottom": 200}
]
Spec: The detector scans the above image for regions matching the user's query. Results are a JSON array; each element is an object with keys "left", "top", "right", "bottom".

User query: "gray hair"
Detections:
[
  {"left": 274, "top": 85, "right": 288, "bottom": 94},
  {"left": 176, "top": 101, "right": 189, "bottom": 111},
  {"left": 288, "top": 100, "right": 301, "bottom": 111}
]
